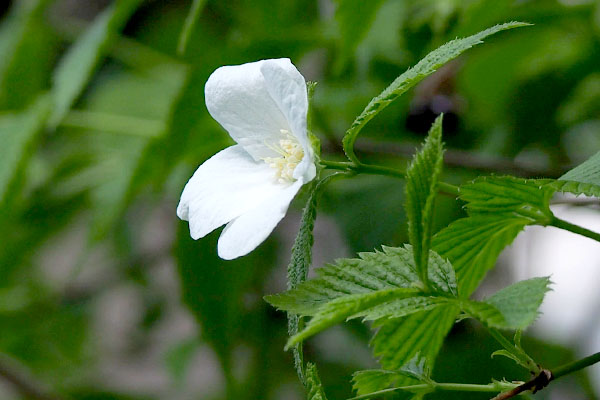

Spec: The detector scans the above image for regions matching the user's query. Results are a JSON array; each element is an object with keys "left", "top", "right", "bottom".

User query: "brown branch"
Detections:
[
  {"left": 0, "top": 353, "right": 65, "bottom": 400},
  {"left": 491, "top": 369, "right": 552, "bottom": 400}
]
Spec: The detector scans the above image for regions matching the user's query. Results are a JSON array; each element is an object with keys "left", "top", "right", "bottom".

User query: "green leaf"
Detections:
[
  {"left": 306, "top": 363, "right": 328, "bottom": 400},
  {"left": 177, "top": 0, "right": 208, "bottom": 55},
  {"left": 550, "top": 151, "right": 600, "bottom": 197},
  {"left": 405, "top": 115, "right": 444, "bottom": 290},
  {"left": 459, "top": 176, "right": 554, "bottom": 220},
  {"left": 49, "top": 0, "right": 143, "bottom": 127},
  {"left": 266, "top": 245, "right": 456, "bottom": 317},
  {"left": 342, "top": 22, "right": 529, "bottom": 160},
  {"left": 286, "top": 287, "right": 421, "bottom": 348},
  {"left": 550, "top": 180, "right": 600, "bottom": 198},
  {"left": 0, "top": 0, "right": 56, "bottom": 109},
  {"left": 433, "top": 215, "right": 530, "bottom": 298},
  {"left": 433, "top": 177, "right": 555, "bottom": 297},
  {"left": 352, "top": 370, "right": 421, "bottom": 397},
  {"left": 371, "top": 304, "right": 460, "bottom": 370},
  {"left": 0, "top": 95, "right": 51, "bottom": 205},
  {"left": 333, "top": 0, "right": 387, "bottom": 70},
  {"left": 463, "top": 277, "right": 551, "bottom": 329}
]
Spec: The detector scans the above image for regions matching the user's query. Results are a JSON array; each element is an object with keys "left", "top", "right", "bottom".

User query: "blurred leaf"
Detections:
[
  {"left": 405, "top": 114, "right": 444, "bottom": 288},
  {"left": 0, "top": 95, "right": 50, "bottom": 205},
  {"left": 49, "top": 0, "right": 144, "bottom": 127},
  {"left": 333, "top": 0, "right": 387, "bottom": 70},
  {"left": 342, "top": 22, "right": 528, "bottom": 158},
  {"left": 177, "top": 0, "right": 208, "bottom": 55},
  {"left": 0, "top": 0, "right": 55, "bottom": 109},
  {"left": 462, "top": 277, "right": 551, "bottom": 329},
  {"left": 175, "top": 222, "right": 276, "bottom": 374}
]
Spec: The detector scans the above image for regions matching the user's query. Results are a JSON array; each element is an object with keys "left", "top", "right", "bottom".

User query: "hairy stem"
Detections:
[{"left": 549, "top": 216, "right": 600, "bottom": 243}]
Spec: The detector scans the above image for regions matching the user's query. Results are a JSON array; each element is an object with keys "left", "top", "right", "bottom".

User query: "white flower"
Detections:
[{"left": 177, "top": 58, "right": 316, "bottom": 260}]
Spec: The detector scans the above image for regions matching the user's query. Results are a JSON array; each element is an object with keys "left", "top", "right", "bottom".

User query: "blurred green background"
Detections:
[{"left": 1, "top": 0, "right": 600, "bottom": 399}]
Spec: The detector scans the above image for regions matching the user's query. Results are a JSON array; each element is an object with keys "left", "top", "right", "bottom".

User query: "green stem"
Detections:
[
  {"left": 319, "top": 159, "right": 460, "bottom": 196},
  {"left": 348, "top": 381, "right": 517, "bottom": 400},
  {"left": 549, "top": 216, "right": 600, "bottom": 243},
  {"left": 552, "top": 352, "right": 600, "bottom": 380}
]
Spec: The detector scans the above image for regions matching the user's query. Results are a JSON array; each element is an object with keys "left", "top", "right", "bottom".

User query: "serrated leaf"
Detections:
[
  {"left": 49, "top": 0, "right": 143, "bottom": 127},
  {"left": 405, "top": 115, "right": 444, "bottom": 289},
  {"left": 177, "top": 0, "right": 208, "bottom": 55},
  {"left": 306, "top": 363, "right": 328, "bottom": 400},
  {"left": 266, "top": 245, "right": 457, "bottom": 317},
  {"left": 352, "top": 369, "right": 419, "bottom": 397},
  {"left": 371, "top": 304, "right": 460, "bottom": 370},
  {"left": 433, "top": 177, "right": 556, "bottom": 297},
  {"left": 342, "top": 22, "right": 529, "bottom": 159},
  {"left": 460, "top": 176, "right": 554, "bottom": 220},
  {"left": 0, "top": 95, "right": 50, "bottom": 205},
  {"left": 286, "top": 287, "right": 421, "bottom": 348},
  {"left": 433, "top": 215, "right": 530, "bottom": 297},
  {"left": 552, "top": 151, "right": 600, "bottom": 197},
  {"left": 462, "top": 277, "right": 551, "bottom": 329}
]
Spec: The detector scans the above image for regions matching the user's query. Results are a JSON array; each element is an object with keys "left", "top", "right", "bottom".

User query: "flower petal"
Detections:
[
  {"left": 217, "top": 179, "right": 304, "bottom": 260},
  {"left": 205, "top": 59, "right": 293, "bottom": 160},
  {"left": 260, "top": 60, "right": 316, "bottom": 183},
  {"left": 177, "top": 145, "right": 291, "bottom": 239}
]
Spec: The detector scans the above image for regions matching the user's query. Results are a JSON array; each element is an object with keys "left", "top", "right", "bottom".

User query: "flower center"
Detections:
[{"left": 263, "top": 130, "right": 304, "bottom": 183}]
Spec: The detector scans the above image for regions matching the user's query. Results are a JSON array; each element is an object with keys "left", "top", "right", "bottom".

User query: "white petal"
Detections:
[
  {"left": 205, "top": 59, "right": 292, "bottom": 160},
  {"left": 177, "top": 145, "right": 290, "bottom": 239},
  {"left": 217, "top": 179, "right": 304, "bottom": 260},
  {"left": 260, "top": 60, "right": 316, "bottom": 183}
]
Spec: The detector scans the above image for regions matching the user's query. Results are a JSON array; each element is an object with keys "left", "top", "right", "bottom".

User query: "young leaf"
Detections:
[
  {"left": 0, "top": 96, "right": 51, "bottom": 205},
  {"left": 49, "top": 0, "right": 143, "bottom": 127},
  {"left": 405, "top": 115, "right": 444, "bottom": 290},
  {"left": 306, "top": 363, "right": 328, "bottom": 400},
  {"left": 462, "top": 277, "right": 551, "bottom": 329},
  {"left": 342, "top": 21, "right": 529, "bottom": 161}
]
